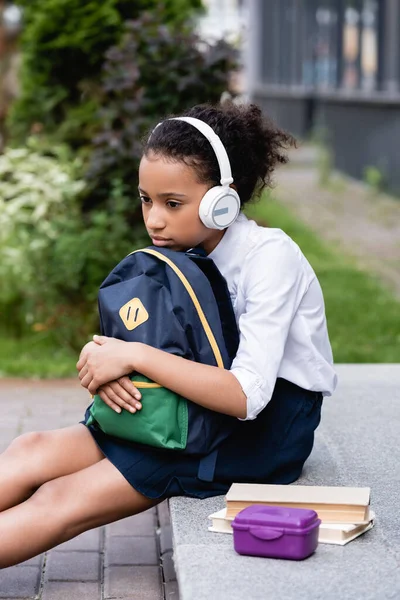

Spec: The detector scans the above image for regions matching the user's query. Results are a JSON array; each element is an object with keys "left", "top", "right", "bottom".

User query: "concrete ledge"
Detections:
[{"left": 170, "top": 365, "right": 400, "bottom": 600}]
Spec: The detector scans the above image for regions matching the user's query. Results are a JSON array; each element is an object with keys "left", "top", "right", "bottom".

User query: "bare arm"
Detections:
[
  {"left": 132, "top": 342, "right": 247, "bottom": 419},
  {"left": 78, "top": 337, "right": 247, "bottom": 419}
]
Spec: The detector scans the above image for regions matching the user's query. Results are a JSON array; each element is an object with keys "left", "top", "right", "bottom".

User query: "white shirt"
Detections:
[{"left": 208, "top": 213, "right": 338, "bottom": 421}]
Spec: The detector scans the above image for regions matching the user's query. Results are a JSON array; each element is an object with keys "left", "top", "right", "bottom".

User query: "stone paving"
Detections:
[{"left": 0, "top": 379, "right": 179, "bottom": 600}]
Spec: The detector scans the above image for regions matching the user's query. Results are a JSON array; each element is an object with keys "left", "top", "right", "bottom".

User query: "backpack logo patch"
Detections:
[{"left": 119, "top": 298, "right": 149, "bottom": 331}]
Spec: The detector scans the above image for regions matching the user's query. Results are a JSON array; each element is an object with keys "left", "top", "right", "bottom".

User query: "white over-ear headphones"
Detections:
[{"left": 153, "top": 116, "right": 241, "bottom": 230}]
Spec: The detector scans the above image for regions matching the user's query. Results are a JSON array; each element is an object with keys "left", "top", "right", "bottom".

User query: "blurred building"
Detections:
[
  {"left": 247, "top": 0, "right": 400, "bottom": 192},
  {"left": 197, "top": 0, "right": 246, "bottom": 42},
  {"left": 196, "top": 0, "right": 248, "bottom": 96}
]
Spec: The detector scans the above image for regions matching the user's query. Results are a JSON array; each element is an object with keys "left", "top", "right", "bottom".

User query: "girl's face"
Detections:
[{"left": 138, "top": 153, "right": 225, "bottom": 255}]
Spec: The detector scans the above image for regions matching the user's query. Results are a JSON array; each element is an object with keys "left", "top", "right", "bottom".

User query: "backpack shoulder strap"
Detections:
[
  {"left": 185, "top": 249, "right": 239, "bottom": 364},
  {"left": 117, "top": 245, "right": 239, "bottom": 366},
  {"left": 133, "top": 247, "right": 226, "bottom": 369}
]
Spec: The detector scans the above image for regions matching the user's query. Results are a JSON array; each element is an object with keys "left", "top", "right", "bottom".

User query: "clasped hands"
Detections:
[{"left": 77, "top": 335, "right": 143, "bottom": 414}]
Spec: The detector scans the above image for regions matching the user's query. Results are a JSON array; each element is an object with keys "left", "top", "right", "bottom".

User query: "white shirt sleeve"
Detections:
[{"left": 230, "top": 236, "right": 310, "bottom": 420}]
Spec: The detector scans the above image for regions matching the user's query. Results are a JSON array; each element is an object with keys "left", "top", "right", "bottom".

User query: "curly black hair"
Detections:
[{"left": 143, "top": 101, "right": 295, "bottom": 207}]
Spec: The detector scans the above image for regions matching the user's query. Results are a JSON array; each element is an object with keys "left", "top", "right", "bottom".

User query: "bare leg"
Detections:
[
  {"left": 0, "top": 424, "right": 104, "bottom": 512},
  {"left": 0, "top": 457, "right": 158, "bottom": 568}
]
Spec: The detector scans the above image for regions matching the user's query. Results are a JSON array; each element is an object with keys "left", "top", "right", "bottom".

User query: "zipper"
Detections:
[
  {"left": 91, "top": 380, "right": 161, "bottom": 399},
  {"left": 134, "top": 381, "right": 162, "bottom": 388}
]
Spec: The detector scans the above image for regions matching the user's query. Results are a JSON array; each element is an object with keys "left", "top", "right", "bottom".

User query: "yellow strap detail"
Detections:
[
  {"left": 134, "top": 381, "right": 162, "bottom": 388},
  {"left": 130, "top": 248, "right": 224, "bottom": 369}
]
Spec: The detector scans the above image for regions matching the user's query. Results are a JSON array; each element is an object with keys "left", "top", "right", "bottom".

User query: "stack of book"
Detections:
[{"left": 208, "top": 483, "right": 375, "bottom": 545}]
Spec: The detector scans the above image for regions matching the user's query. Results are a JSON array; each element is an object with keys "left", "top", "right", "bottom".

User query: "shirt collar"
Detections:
[{"left": 208, "top": 212, "right": 248, "bottom": 267}]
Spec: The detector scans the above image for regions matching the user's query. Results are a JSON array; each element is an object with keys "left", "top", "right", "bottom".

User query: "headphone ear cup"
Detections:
[{"left": 199, "top": 186, "right": 241, "bottom": 230}]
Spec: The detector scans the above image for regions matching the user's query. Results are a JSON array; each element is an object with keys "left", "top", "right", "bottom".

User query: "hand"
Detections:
[
  {"left": 97, "top": 376, "right": 142, "bottom": 414},
  {"left": 77, "top": 335, "right": 137, "bottom": 395}
]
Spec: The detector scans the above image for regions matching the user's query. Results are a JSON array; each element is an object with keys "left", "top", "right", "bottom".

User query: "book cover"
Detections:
[
  {"left": 225, "top": 484, "right": 371, "bottom": 523},
  {"left": 225, "top": 483, "right": 370, "bottom": 506},
  {"left": 318, "top": 513, "right": 375, "bottom": 545}
]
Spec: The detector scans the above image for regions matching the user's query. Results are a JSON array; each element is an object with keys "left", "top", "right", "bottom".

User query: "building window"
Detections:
[
  {"left": 258, "top": 0, "right": 381, "bottom": 93},
  {"left": 341, "top": 0, "right": 379, "bottom": 91},
  {"left": 360, "top": 0, "right": 378, "bottom": 91},
  {"left": 314, "top": 1, "right": 339, "bottom": 88},
  {"left": 342, "top": 3, "right": 362, "bottom": 89}
]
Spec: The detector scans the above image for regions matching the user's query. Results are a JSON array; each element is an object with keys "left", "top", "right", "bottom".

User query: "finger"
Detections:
[
  {"left": 98, "top": 389, "right": 122, "bottom": 414},
  {"left": 76, "top": 355, "right": 86, "bottom": 371},
  {"left": 102, "top": 384, "right": 138, "bottom": 414},
  {"left": 78, "top": 365, "right": 88, "bottom": 381},
  {"left": 117, "top": 377, "right": 142, "bottom": 401},
  {"left": 76, "top": 350, "right": 90, "bottom": 371},
  {"left": 80, "top": 372, "right": 93, "bottom": 390},
  {"left": 88, "top": 380, "right": 99, "bottom": 395},
  {"left": 109, "top": 381, "right": 142, "bottom": 410},
  {"left": 77, "top": 342, "right": 96, "bottom": 369},
  {"left": 93, "top": 335, "right": 108, "bottom": 345}
]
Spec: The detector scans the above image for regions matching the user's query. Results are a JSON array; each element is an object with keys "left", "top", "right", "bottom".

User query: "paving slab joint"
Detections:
[
  {"left": 156, "top": 501, "right": 180, "bottom": 600},
  {"left": 35, "top": 552, "right": 48, "bottom": 600},
  {"left": 99, "top": 525, "right": 106, "bottom": 600}
]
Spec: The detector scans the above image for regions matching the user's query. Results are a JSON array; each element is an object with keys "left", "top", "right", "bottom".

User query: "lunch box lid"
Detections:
[{"left": 231, "top": 505, "right": 320, "bottom": 533}]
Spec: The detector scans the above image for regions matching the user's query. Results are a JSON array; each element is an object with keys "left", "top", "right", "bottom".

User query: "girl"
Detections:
[{"left": 0, "top": 102, "right": 337, "bottom": 568}]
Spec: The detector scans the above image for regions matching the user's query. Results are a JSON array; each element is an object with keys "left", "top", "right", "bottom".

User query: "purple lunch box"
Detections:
[{"left": 231, "top": 505, "right": 320, "bottom": 560}]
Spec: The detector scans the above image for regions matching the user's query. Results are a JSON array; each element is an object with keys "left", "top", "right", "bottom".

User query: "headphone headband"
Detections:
[
  {"left": 149, "top": 115, "right": 240, "bottom": 230},
  {"left": 154, "top": 116, "right": 234, "bottom": 187}
]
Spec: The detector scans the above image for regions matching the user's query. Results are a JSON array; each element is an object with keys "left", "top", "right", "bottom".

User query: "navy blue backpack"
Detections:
[{"left": 86, "top": 246, "right": 240, "bottom": 459}]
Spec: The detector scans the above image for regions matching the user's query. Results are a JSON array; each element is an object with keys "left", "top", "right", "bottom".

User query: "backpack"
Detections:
[{"left": 86, "top": 246, "right": 240, "bottom": 459}]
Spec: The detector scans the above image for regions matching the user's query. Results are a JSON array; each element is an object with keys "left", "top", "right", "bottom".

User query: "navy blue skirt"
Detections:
[{"left": 82, "top": 378, "right": 322, "bottom": 500}]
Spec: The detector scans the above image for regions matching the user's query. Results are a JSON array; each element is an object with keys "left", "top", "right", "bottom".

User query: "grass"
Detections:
[
  {"left": 245, "top": 195, "right": 400, "bottom": 363},
  {"left": 0, "top": 331, "right": 77, "bottom": 379},
  {"left": 1, "top": 195, "right": 399, "bottom": 378}
]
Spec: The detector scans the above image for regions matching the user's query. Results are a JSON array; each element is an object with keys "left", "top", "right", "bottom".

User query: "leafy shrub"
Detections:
[
  {"left": 0, "top": 142, "right": 146, "bottom": 348},
  {"left": 84, "top": 8, "right": 238, "bottom": 222},
  {"left": 9, "top": 0, "right": 203, "bottom": 147},
  {"left": 3, "top": 4, "right": 237, "bottom": 349},
  {"left": 364, "top": 165, "right": 386, "bottom": 194}
]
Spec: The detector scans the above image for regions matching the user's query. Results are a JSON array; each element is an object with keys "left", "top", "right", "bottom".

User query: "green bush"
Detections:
[
  {"left": 363, "top": 165, "right": 386, "bottom": 194},
  {"left": 3, "top": 4, "right": 236, "bottom": 348},
  {"left": 0, "top": 142, "right": 147, "bottom": 348},
  {"left": 84, "top": 9, "right": 238, "bottom": 221},
  {"left": 0, "top": 141, "right": 82, "bottom": 337},
  {"left": 9, "top": 0, "right": 203, "bottom": 147}
]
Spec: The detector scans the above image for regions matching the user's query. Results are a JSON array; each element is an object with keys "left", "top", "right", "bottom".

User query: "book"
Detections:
[
  {"left": 207, "top": 508, "right": 375, "bottom": 546},
  {"left": 225, "top": 483, "right": 371, "bottom": 524},
  {"left": 318, "top": 515, "right": 375, "bottom": 545},
  {"left": 208, "top": 508, "right": 234, "bottom": 534}
]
